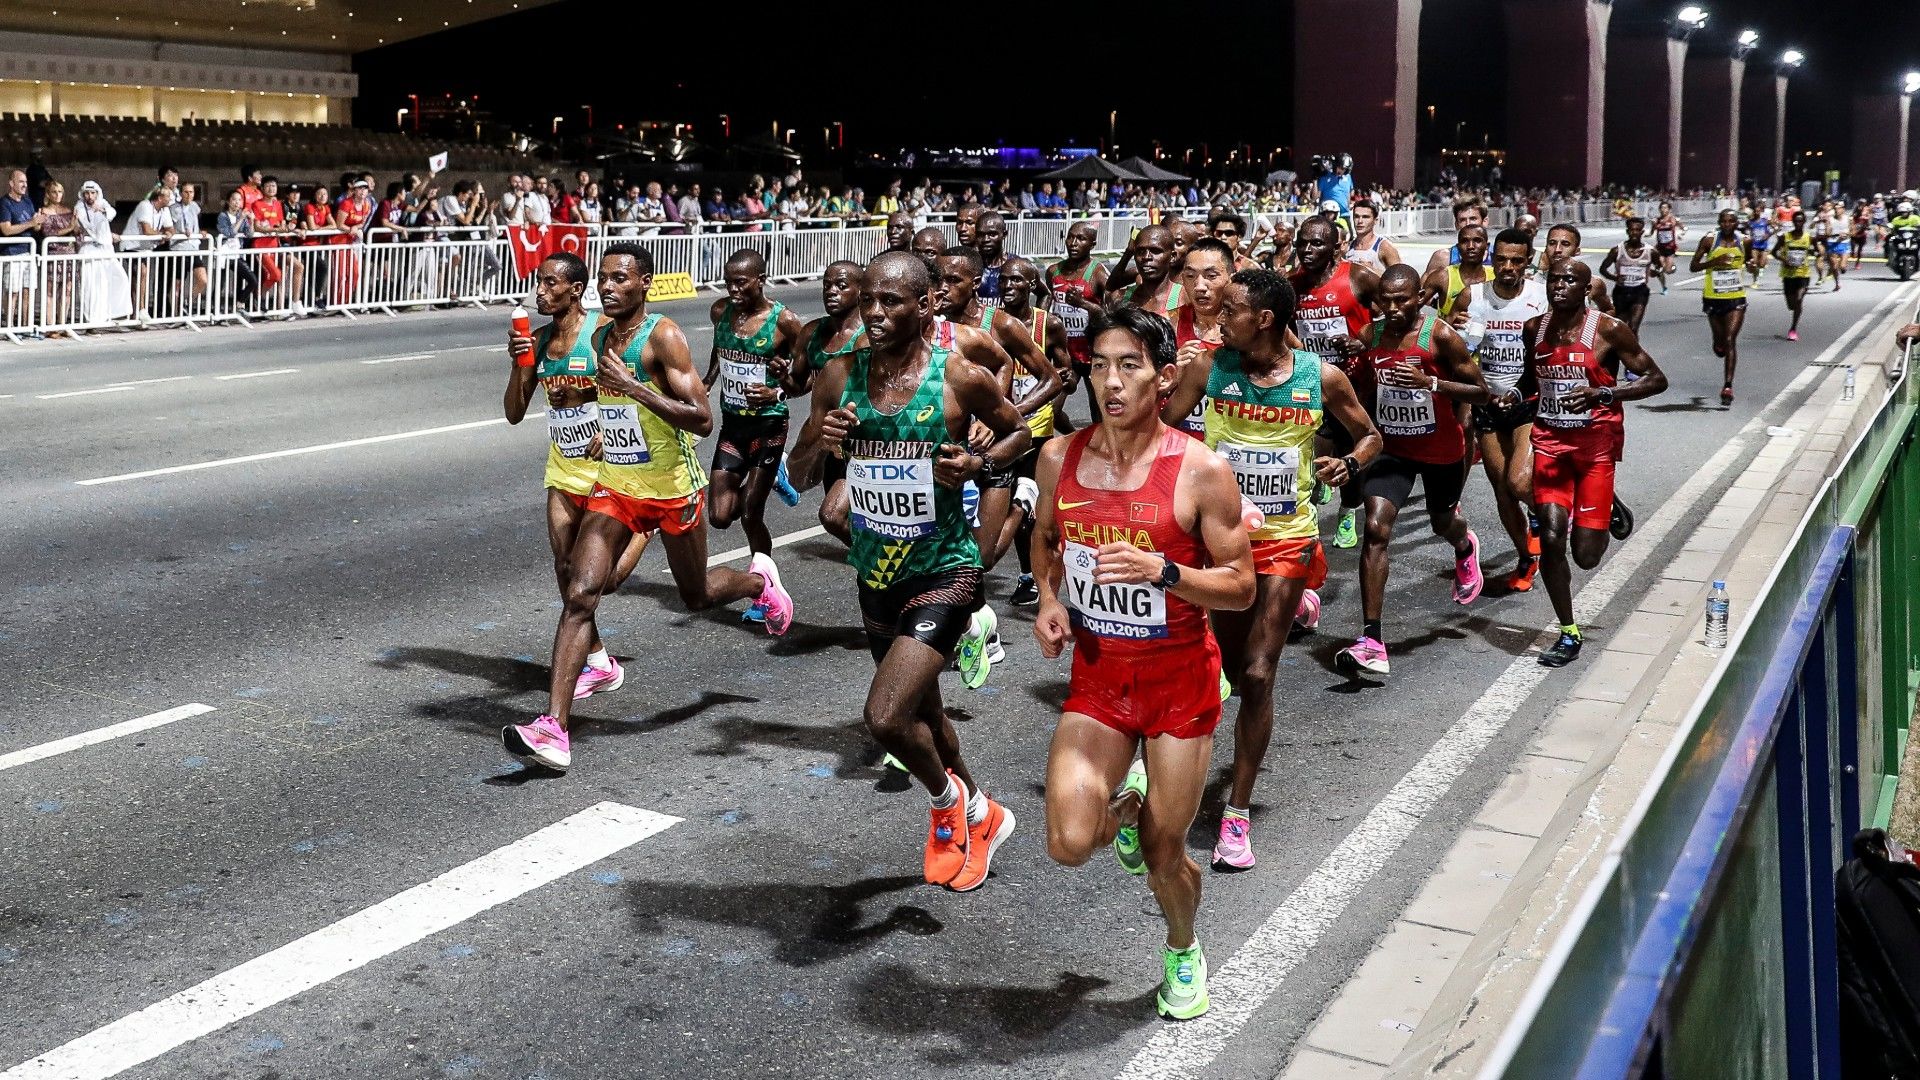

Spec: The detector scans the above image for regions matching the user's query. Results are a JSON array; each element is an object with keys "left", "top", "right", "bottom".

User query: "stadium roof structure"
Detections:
[{"left": 0, "top": 0, "right": 562, "bottom": 54}]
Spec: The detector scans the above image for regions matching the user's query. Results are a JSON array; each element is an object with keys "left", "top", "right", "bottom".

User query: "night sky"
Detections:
[{"left": 355, "top": 0, "right": 1912, "bottom": 180}]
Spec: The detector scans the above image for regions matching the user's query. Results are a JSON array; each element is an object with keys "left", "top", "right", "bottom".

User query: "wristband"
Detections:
[
  {"left": 1429, "top": 375, "right": 1440, "bottom": 393},
  {"left": 1342, "top": 455, "right": 1361, "bottom": 481},
  {"left": 1597, "top": 386, "right": 1616, "bottom": 406}
]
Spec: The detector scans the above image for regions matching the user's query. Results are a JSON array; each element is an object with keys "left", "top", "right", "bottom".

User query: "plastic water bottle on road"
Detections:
[
  {"left": 1705, "top": 579, "right": 1729, "bottom": 649},
  {"left": 1843, "top": 365, "right": 1856, "bottom": 401}
]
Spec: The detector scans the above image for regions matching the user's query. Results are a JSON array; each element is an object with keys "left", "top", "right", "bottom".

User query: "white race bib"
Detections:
[
  {"left": 597, "top": 403, "right": 652, "bottom": 466},
  {"left": 1375, "top": 383, "right": 1437, "bottom": 437},
  {"left": 1619, "top": 263, "right": 1647, "bottom": 287},
  {"left": 1709, "top": 269, "right": 1742, "bottom": 294},
  {"left": 547, "top": 402, "right": 599, "bottom": 459},
  {"left": 1784, "top": 248, "right": 1809, "bottom": 268},
  {"left": 848, "top": 456, "right": 937, "bottom": 541},
  {"left": 1217, "top": 441, "right": 1299, "bottom": 518},
  {"left": 1477, "top": 325, "right": 1527, "bottom": 395},
  {"left": 720, "top": 355, "right": 764, "bottom": 410},
  {"left": 1296, "top": 315, "right": 1346, "bottom": 356},
  {"left": 1180, "top": 399, "right": 1207, "bottom": 436},
  {"left": 1536, "top": 378, "right": 1591, "bottom": 428},
  {"left": 1063, "top": 542, "right": 1167, "bottom": 640},
  {"left": 1012, "top": 372, "right": 1039, "bottom": 401},
  {"left": 1051, "top": 290, "right": 1089, "bottom": 336}
]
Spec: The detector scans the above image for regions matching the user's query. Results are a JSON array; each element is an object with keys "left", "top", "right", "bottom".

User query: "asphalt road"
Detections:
[{"left": 0, "top": 233, "right": 1904, "bottom": 1080}]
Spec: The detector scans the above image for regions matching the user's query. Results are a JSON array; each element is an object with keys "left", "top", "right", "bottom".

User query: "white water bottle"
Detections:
[
  {"left": 1843, "top": 366, "right": 1856, "bottom": 401},
  {"left": 1705, "top": 580, "right": 1730, "bottom": 649}
]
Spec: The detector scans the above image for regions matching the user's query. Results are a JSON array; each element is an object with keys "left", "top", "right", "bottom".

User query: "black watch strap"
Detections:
[
  {"left": 1156, "top": 558, "right": 1181, "bottom": 589},
  {"left": 1343, "top": 454, "right": 1361, "bottom": 480}
]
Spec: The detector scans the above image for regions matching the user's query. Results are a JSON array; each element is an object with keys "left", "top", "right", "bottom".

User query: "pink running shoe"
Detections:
[
  {"left": 1787, "top": 329, "right": 1799, "bottom": 341},
  {"left": 502, "top": 715, "right": 571, "bottom": 772},
  {"left": 1293, "top": 587, "right": 1322, "bottom": 631},
  {"left": 1453, "top": 529, "right": 1484, "bottom": 605},
  {"left": 572, "top": 656, "right": 625, "bottom": 701},
  {"left": 1211, "top": 816, "right": 1255, "bottom": 872},
  {"left": 749, "top": 552, "right": 793, "bottom": 636},
  {"left": 1336, "top": 636, "right": 1390, "bottom": 677}
]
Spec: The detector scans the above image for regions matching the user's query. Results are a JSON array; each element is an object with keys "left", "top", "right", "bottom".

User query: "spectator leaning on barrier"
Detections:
[
  {"left": 0, "top": 167, "right": 43, "bottom": 328},
  {"left": 121, "top": 185, "right": 175, "bottom": 322},
  {"left": 525, "top": 176, "right": 553, "bottom": 225},
  {"left": 172, "top": 181, "right": 209, "bottom": 313},
  {"left": 677, "top": 183, "right": 703, "bottom": 230}
]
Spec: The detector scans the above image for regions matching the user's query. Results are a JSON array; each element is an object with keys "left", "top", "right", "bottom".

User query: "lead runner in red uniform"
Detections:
[
  {"left": 1034, "top": 305, "right": 1255, "bottom": 1022},
  {"left": 1521, "top": 260, "right": 1666, "bottom": 669}
]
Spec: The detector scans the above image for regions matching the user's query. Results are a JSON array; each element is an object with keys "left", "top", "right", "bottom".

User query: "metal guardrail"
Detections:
[
  {"left": 0, "top": 198, "right": 1717, "bottom": 343},
  {"left": 1483, "top": 296, "right": 1920, "bottom": 1079}
]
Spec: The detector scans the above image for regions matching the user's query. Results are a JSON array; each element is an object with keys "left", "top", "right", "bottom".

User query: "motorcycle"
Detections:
[{"left": 1888, "top": 225, "right": 1920, "bottom": 281}]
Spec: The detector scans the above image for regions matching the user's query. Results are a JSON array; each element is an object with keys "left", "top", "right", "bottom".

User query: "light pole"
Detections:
[
  {"left": 1664, "top": 6, "right": 1708, "bottom": 193},
  {"left": 1108, "top": 110, "right": 1116, "bottom": 153},
  {"left": 1773, "top": 49, "right": 1805, "bottom": 191},
  {"left": 551, "top": 115, "right": 563, "bottom": 136},
  {"left": 1900, "top": 72, "right": 1920, "bottom": 191},
  {"left": 406, "top": 92, "right": 419, "bottom": 134}
]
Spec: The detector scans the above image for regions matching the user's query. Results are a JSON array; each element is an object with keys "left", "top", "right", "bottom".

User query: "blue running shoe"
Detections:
[{"left": 774, "top": 457, "right": 800, "bottom": 507}]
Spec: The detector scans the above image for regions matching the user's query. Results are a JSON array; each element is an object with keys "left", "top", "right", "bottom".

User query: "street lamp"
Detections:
[
  {"left": 1905, "top": 71, "right": 1920, "bottom": 95},
  {"left": 1673, "top": 5, "right": 1707, "bottom": 33},
  {"left": 551, "top": 115, "right": 563, "bottom": 135},
  {"left": 1735, "top": 29, "right": 1758, "bottom": 59},
  {"left": 1778, "top": 49, "right": 1805, "bottom": 73}
]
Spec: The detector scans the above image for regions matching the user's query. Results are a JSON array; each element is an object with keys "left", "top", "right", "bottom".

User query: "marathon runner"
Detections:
[
  {"left": 787, "top": 250, "right": 1031, "bottom": 893},
  {"left": 1421, "top": 224, "right": 1491, "bottom": 318},
  {"left": 975, "top": 211, "right": 1017, "bottom": 300},
  {"left": 1461, "top": 227, "right": 1550, "bottom": 590},
  {"left": 1540, "top": 224, "right": 1614, "bottom": 314},
  {"left": 1291, "top": 216, "right": 1381, "bottom": 552},
  {"left": 1772, "top": 209, "right": 1816, "bottom": 342},
  {"left": 1345, "top": 198, "right": 1403, "bottom": 273},
  {"left": 885, "top": 211, "right": 915, "bottom": 253},
  {"left": 1046, "top": 220, "right": 1109, "bottom": 417},
  {"left": 911, "top": 227, "right": 947, "bottom": 270},
  {"left": 1821, "top": 202, "right": 1849, "bottom": 290},
  {"left": 1033, "top": 304, "right": 1256, "bottom": 1021},
  {"left": 502, "top": 252, "right": 650, "bottom": 702},
  {"left": 1522, "top": 259, "right": 1668, "bottom": 667},
  {"left": 1423, "top": 195, "right": 1489, "bottom": 277},
  {"left": 1337, "top": 265, "right": 1491, "bottom": 677},
  {"left": 931, "top": 245, "right": 1062, "bottom": 678},
  {"left": 702, "top": 250, "right": 807, "bottom": 595},
  {"left": 1201, "top": 268, "right": 1381, "bottom": 870},
  {"left": 504, "top": 243, "right": 794, "bottom": 773},
  {"left": 1689, "top": 209, "right": 1751, "bottom": 406},
  {"left": 954, "top": 204, "right": 983, "bottom": 250},
  {"left": 1163, "top": 237, "right": 1235, "bottom": 439},
  {"left": 1111, "top": 225, "right": 1185, "bottom": 316},
  {"left": 783, "top": 260, "right": 867, "bottom": 544},
  {"left": 994, "top": 257, "right": 1075, "bottom": 606},
  {"left": 1207, "top": 211, "right": 1260, "bottom": 271},
  {"left": 1598, "top": 217, "right": 1656, "bottom": 333},
  {"left": 1651, "top": 200, "right": 1683, "bottom": 287},
  {"left": 1746, "top": 206, "right": 1772, "bottom": 282}
]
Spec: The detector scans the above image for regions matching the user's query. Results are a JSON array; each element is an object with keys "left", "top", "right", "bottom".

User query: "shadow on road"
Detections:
[
  {"left": 849, "top": 963, "right": 1157, "bottom": 1063},
  {"left": 624, "top": 874, "right": 941, "bottom": 967}
]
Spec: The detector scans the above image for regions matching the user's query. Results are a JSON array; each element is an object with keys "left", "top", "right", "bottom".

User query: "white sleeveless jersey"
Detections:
[
  {"left": 1344, "top": 235, "right": 1386, "bottom": 273},
  {"left": 1466, "top": 279, "right": 1550, "bottom": 396},
  {"left": 1611, "top": 243, "right": 1654, "bottom": 288}
]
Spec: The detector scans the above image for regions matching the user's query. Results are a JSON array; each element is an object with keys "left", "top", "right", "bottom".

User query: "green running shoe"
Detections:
[
  {"left": 1218, "top": 669, "right": 1232, "bottom": 702},
  {"left": 1156, "top": 941, "right": 1209, "bottom": 1020},
  {"left": 1113, "top": 759, "right": 1148, "bottom": 875},
  {"left": 956, "top": 607, "right": 995, "bottom": 689},
  {"left": 1333, "top": 509, "right": 1359, "bottom": 549}
]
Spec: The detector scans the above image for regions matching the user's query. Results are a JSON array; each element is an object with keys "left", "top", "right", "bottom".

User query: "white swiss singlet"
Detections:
[
  {"left": 1611, "top": 244, "right": 1654, "bottom": 288},
  {"left": 1466, "top": 279, "right": 1550, "bottom": 397}
]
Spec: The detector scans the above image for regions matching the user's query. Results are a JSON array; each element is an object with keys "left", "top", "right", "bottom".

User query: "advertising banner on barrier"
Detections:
[{"left": 647, "top": 272, "right": 698, "bottom": 302}]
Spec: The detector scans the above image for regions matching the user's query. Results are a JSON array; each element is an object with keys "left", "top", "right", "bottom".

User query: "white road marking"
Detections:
[
  {"left": 213, "top": 368, "right": 299, "bottom": 381},
  {"left": 0, "top": 704, "right": 215, "bottom": 773},
  {"left": 0, "top": 801, "right": 678, "bottom": 1080},
  {"left": 1115, "top": 282, "right": 1916, "bottom": 1079},
  {"left": 106, "top": 376, "right": 194, "bottom": 387},
  {"left": 36, "top": 386, "right": 135, "bottom": 400},
  {"left": 359, "top": 353, "right": 434, "bottom": 365},
  {"left": 75, "top": 417, "right": 518, "bottom": 486},
  {"left": 672, "top": 524, "right": 831, "bottom": 571}
]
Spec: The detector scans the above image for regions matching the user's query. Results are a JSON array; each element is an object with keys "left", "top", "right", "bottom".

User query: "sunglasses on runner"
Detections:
[{"left": 1212, "top": 226, "right": 1239, "bottom": 238}]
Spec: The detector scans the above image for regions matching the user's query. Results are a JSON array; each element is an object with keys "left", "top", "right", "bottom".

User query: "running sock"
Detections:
[
  {"left": 966, "top": 787, "right": 988, "bottom": 826},
  {"left": 1561, "top": 624, "right": 1582, "bottom": 639},
  {"left": 930, "top": 775, "right": 960, "bottom": 810},
  {"left": 1363, "top": 619, "right": 1383, "bottom": 643},
  {"left": 1223, "top": 805, "right": 1251, "bottom": 823},
  {"left": 586, "top": 648, "right": 610, "bottom": 670}
]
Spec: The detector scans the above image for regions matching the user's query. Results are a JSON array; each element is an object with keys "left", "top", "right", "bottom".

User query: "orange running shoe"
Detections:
[
  {"left": 948, "top": 795, "right": 1016, "bottom": 893},
  {"left": 1506, "top": 556, "right": 1540, "bottom": 593},
  {"left": 924, "top": 772, "right": 971, "bottom": 886}
]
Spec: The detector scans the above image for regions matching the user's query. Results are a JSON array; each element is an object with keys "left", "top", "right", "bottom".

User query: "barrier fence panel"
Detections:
[{"left": 1484, "top": 306, "right": 1920, "bottom": 1080}]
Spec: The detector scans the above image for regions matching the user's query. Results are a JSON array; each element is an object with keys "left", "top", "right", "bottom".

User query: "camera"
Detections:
[{"left": 1311, "top": 153, "right": 1354, "bottom": 175}]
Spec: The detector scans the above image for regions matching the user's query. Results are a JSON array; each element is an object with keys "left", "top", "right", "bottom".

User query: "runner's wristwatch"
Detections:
[{"left": 1154, "top": 558, "right": 1181, "bottom": 589}]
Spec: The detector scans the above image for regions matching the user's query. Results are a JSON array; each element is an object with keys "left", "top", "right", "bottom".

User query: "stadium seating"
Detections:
[{"left": 0, "top": 115, "right": 541, "bottom": 175}]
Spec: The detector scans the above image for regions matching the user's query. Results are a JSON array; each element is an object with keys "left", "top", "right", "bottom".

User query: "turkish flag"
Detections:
[
  {"left": 507, "top": 223, "right": 593, "bottom": 278},
  {"left": 507, "top": 224, "right": 548, "bottom": 278}
]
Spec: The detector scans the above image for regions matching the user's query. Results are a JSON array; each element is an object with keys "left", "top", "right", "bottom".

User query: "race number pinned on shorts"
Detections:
[
  {"left": 547, "top": 402, "right": 599, "bottom": 459},
  {"left": 848, "top": 456, "right": 936, "bottom": 540},
  {"left": 1375, "top": 384, "right": 1437, "bottom": 437},
  {"left": 1063, "top": 542, "right": 1167, "bottom": 640},
  {"left": 597, "top": 403, "right": 653, "bottom": 466},
  {"left": 1217, "top": 441, "right": 1300, "bottom": 518}
]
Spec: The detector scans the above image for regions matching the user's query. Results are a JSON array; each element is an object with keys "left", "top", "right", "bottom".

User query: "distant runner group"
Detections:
[{"left": 497, "top": 196, "right": 1708, "bottom": 1020}]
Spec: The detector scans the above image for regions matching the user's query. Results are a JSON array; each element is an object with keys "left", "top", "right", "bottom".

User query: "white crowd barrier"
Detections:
[{"left": 0, "top": 198, "right": 1727, "bottom": 342}]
